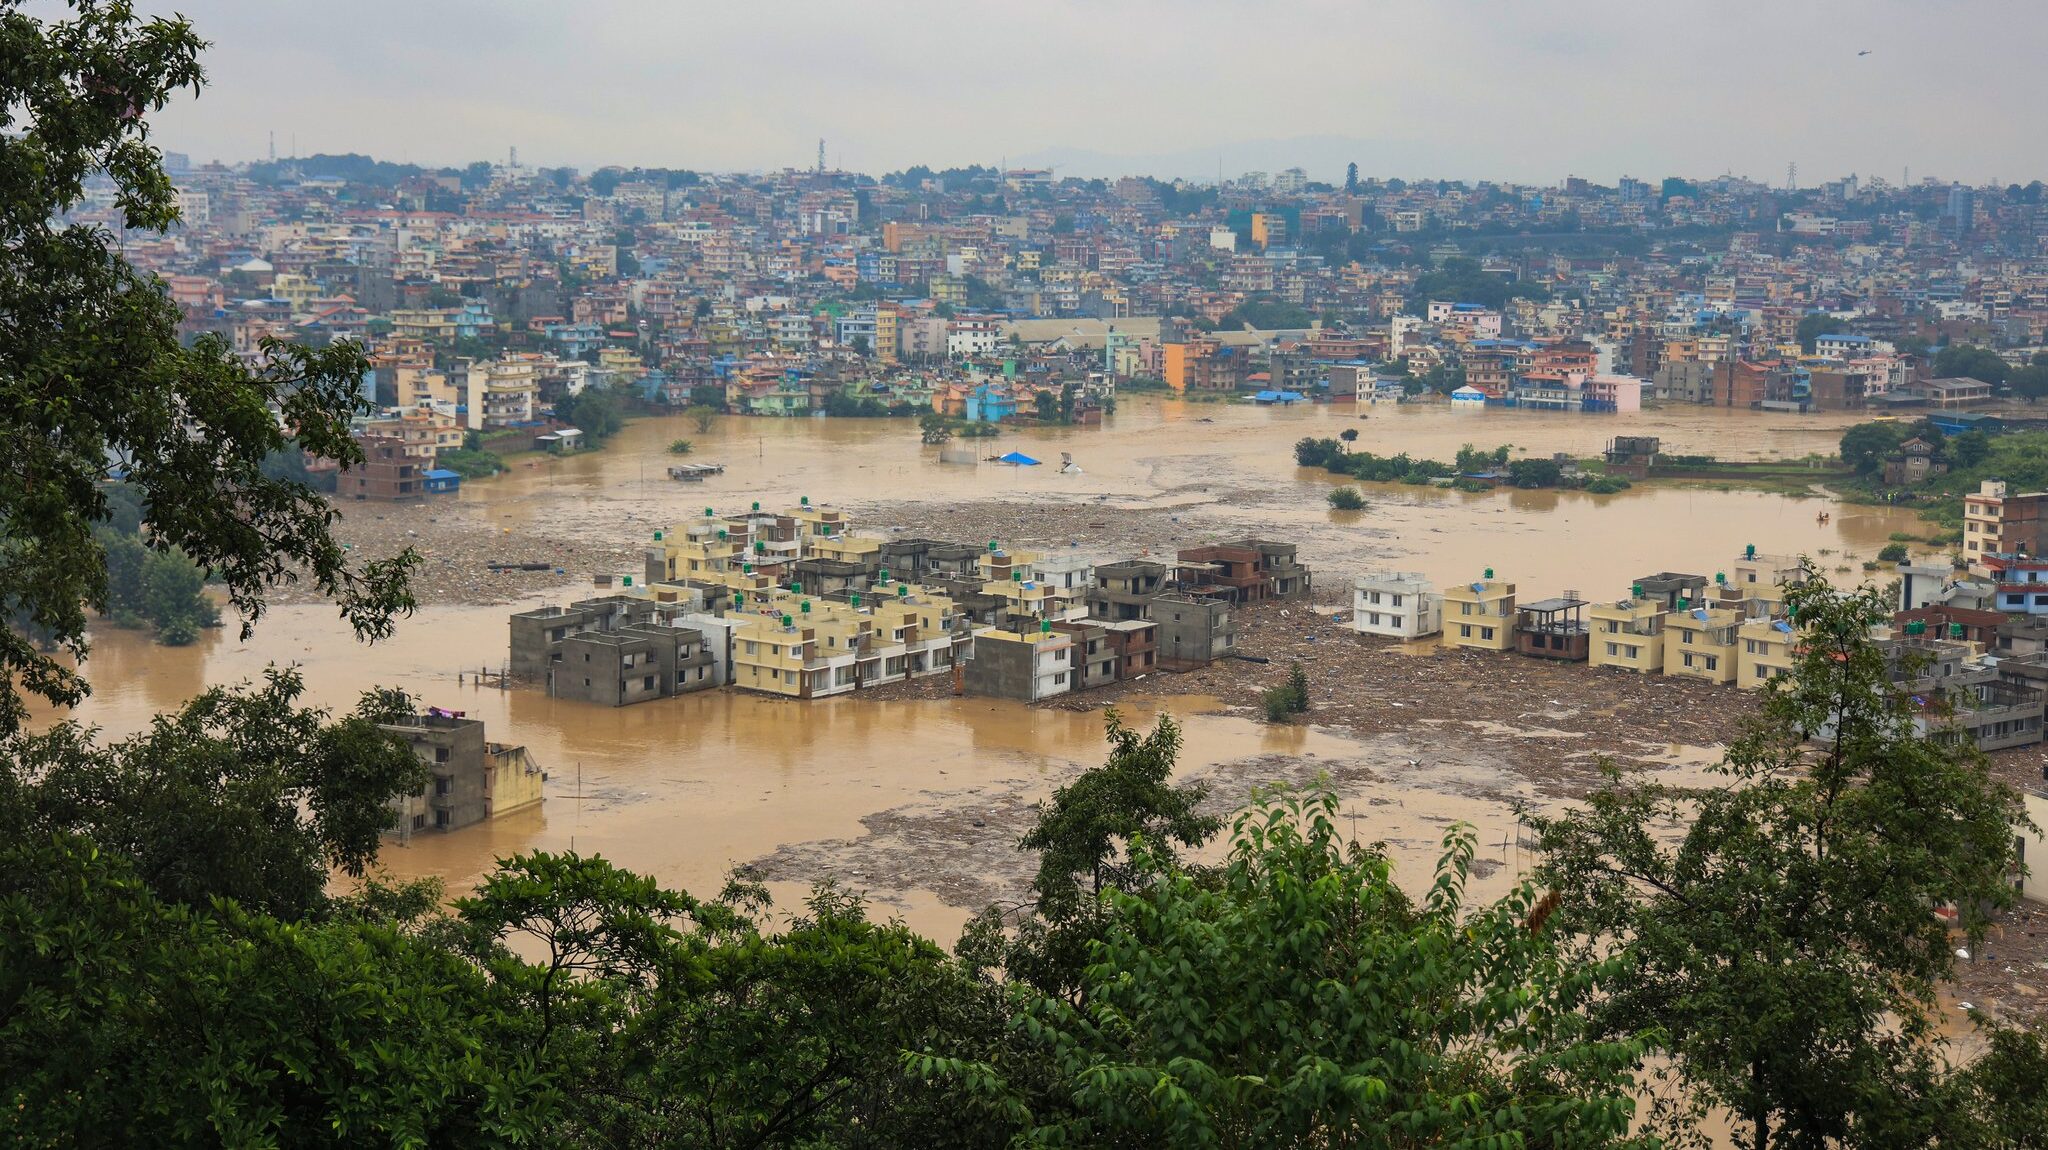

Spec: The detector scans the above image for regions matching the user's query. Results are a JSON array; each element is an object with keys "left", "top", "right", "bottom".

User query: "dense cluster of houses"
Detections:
[
  {"left": 506, "top": 499, "right": 1309, "bottom": 705},
  {"left": 1354, "top": 481, "right": 2048, "bottom": 757},
  {"left": 84, "top": 155, "right": 2044, "bottom": 476}
]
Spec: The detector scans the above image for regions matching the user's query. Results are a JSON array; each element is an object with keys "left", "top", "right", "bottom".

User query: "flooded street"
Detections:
[{"left": 47, "top": 399, "right": 1929, "bottom": 942}]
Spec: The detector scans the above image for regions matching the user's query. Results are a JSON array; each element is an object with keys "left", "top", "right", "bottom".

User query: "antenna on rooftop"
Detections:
[{"left": 1786, "top": 161, "right": 1796, "bottom": 191}]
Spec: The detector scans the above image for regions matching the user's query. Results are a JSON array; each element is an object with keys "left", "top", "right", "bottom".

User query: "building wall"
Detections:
[
  {"left": 1441, "top": 582, "right": 1516, "bottom": 652},
  {"left": 1588, "top": 603, "right": 1664, "bottom": 672},
  {"left": 1736, "top": 620, "right": 1798, "bottom": 689},
  {"left": 2019, "top": 791, "right": 2048, "bottom": 905}
]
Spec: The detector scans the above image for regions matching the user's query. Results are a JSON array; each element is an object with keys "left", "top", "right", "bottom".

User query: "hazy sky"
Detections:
[{"left": 137, "top": 0, "right": 2045, "bottom": 185}]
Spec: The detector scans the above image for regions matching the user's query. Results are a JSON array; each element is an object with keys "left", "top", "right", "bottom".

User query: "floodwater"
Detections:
[
  {"left": 41, "top": 398, "right": 1930, "bottom": 941},
  {"left": 466, "top": 396, "right": 1925, "bottom": 599}
]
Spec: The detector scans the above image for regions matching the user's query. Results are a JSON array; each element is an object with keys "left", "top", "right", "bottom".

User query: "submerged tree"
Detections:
[{"left": 1531, "top": 575, "right": 2028, "bottom": 1149}]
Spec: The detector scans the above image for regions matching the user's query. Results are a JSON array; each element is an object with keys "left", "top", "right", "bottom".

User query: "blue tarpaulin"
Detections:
[{"left": 996, "top": 451, "right": 1042, "bottom": 466}]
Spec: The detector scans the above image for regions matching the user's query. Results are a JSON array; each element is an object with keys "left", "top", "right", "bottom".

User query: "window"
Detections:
[
  {"left": 1054, "top": 672, "right": 1066, "bottom": 685},
  {"left": 1705, "top": 656, "right": 1719, "bottom": 671},
  {"left": 434, "top": 775, "right": 451, "bottom": 796},
  {"left": 643, "top": 675, "right": 656, "bottom": 691},
  {"left": 412, "top": 813, "right": 427, "bottom": 831},
  {"left": 434, "top": 746, "right": 450, "bottom": 763},
  {"left": 1606, "top": 642, "right": 1619, "bottom": 656},
  {"left": 1460, "top": 624, "right": 1472, "bottom": 638},
  {"left": 1682, "top": 630, "right": 1694, "bottom": 644},
  {"left": 1392, "top": 594, "right": 1404, "bottom": 607},
  {"left": 583, "top": 677, "right": 591, "bottom": 687},
  {"left": 435, "top": 809, "right": 450, "bottom": 828},
  {"left": 1683, "top": 653, "right": 1695, "bottom": 668},
  {"left": 1481, "top": 627, "right": 1494, "bottom": 641}
]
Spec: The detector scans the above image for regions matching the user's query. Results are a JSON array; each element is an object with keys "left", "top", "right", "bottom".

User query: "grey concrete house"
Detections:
[
  {"left": 1151, "top": 592, "right": 1235, "bottom": 670},
  {"left": 381, "top": 713, "right": 545, "bottom": 839},
  {"left": 509, "top": 594, "right": 672, "bottom": 679},
  {"left": 551, "top": 622, "right": 717, "bottom": 706},
  {"left": 1086, "top": 560, "right": 1171, "bottom": 621}
]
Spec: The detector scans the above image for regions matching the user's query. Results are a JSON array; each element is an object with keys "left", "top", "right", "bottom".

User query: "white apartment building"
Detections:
[{"left": 1352, "top": 573, "right": 1443, "bottom": 640}]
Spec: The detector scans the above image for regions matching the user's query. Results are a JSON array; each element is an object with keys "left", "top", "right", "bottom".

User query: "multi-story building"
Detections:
[
  {"left": 1736, "top": 617, "right": 1799, "bottom": 689},
  {"left": 551, "top": 623, "right": 718, "bottom": 706},
  {"left": 1352, "top": 573, "right": 1442, "bottom": 640},
  {"left": 1963, "top": 479, "right": 2048, "bottom": 570},
  {"left": 380, "top": 712, "right": 544, "bottom": 839},
  {"left": 1588, "top": 595, "right": 1667, "bottom": 673},
  {"left": 1441, "top": 576, "right": 1516, "bottom": 652},
  {"left": 965, "top": 623, "right": 1075, "bottom": 702},
  {"left": 1663, "top": 605, "right": 1741, "bottom": 684},
  {"left": 338, "top": 433, "right": 426, "bottom": 501},
  {"left": 1150, "top": 593, "right": 1235, "bottom": 670}
]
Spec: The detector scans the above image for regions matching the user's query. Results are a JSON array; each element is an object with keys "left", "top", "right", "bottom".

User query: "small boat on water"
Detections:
[{"left": 667, "top": 463, "right": 725, "bottom": 481}]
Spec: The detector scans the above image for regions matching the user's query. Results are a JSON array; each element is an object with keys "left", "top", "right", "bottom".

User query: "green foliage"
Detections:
[
  {"left": 0, "top": 834, "right": 551, "bottom": 1148},
  {"left": 1295, "top": 437, "right": 1457, "bottom": 483},
  {"left": 1326, "top": 486, "right": 1365, "bottom": 510},
  {"left": 1531, "top": 575, "right": 2028, "bottom": 1149},
  {"left": 1216, "top": 296, "right": 1314, "bottom": 330},
  {"left": 1507, "top": 457, "right": 1564, "bottom": 488},
  {"left": 457, "top": 853, "right": 1012, "bottom": 1148},
  {"left": 1583, "top": 475, "right": 1631, "bottom": 494},
  {"left": 1795, "top": 312, "right": 1838, "bottom": 353},
  {"left": 1933, "top": 343, "right": 2010, "bottom": 387},
  {"left": 555, "top": 384, "right": 626, "bottom": 443},
  {"left": 932, "top": 790, "right": 1654, "bottom": 1147},
  {"left": 1408, "top": 257, "right": 1549, "bottom": 310},
  {"left": 685, "top": 403, "right": 720, "bottom": 432},
  {"left": 667, "top": 438, "right": 694, "bottom": 455},
  {"left": 1261, "top": 686, "right": 1294, "bottom": 722},
  {"left": 0, "top": 1, "right": 416, "bottom": 734},
  {"left": 1878, "top": 542, "right": 1910, "bottom": 563},
  {"left": 435, "top": 447, "right": 503, "bottom": 478},
  {"left": 988, "top": 712, "right": 1221, "bottom": 1001},
  {"left": 1840, "top": 420, "right": 1911, "bottom": 474},
  {"left": 0, "top": 667, "right": 426, "bottom": 920},
  {"left": 1285, "top": 662, "right": 1310, "bottom": 713},
  {"left": 919, "top": 409, "right": 954, "bottom": 444}
]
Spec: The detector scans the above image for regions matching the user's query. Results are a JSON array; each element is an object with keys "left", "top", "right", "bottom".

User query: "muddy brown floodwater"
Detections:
[{"left": 41, "top": 398, "right": 1943, "bottom": 950}]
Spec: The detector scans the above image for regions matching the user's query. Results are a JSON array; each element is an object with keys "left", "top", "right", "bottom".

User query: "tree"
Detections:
[
  {"left": 666, "top": 439, "right": 693, "bottom": 455},
  {"left": 1839, "top": 420, "right": 1909, "bottom": 475},
  {"left": 980, "top": 712, "right": 1220, "bottom": 1000},
  {"left": 1795, "top": 312, "right": 1837, "bottom": 353},
  {"left": 1338, "top": 427, "right": 1359, "bottom": 449},
  {"left": 1033, "top": 388, "right": 1059, "bottom": 423},
  {"left": 850, "top": 334, "right": 870, "bottom": 357},
  {"left": 0, "top": 2, "right": 416, "bottom": 734},
  {"left": 1950, "top": 429, "right": 1993, "bottom": 469},
  {"left": 456, "top": 853, "right": 1013, "bottom": 1148},
  {"left": 1326, "top": 486, "right": 1365, "bottom": 511},
  {"left": 685, "top": 403, "right": 719, "bottom": 431},
  {"left": 0, "top": 834, "right": 551, "bottom": 1148},
  {"left": 1507, "top": 457, "right": 1563, "bottom": 488},
  {"left": 0, "top": 667, "right": 426, "bottom": 921},
  {"left": 919, "top": 410, "right": 954, "bottom": 445},
  {"left": 1933, "top": 344, "right": 2010, "bottom": 387},
  {"left": 557, "top": 384, "right": 625, "bottom": 442},
  {"left": 1531, "top": 575, "right": 2027, "bottom": 1149},
  {"left": 924, "top": 790, "right": 1655, "bottom": 1147},
  {"left": 141, "top": 546, "right": 219, "bottom": 643}
]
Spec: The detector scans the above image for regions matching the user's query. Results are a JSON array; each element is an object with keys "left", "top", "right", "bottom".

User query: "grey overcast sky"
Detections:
[{"left": 138, "top": 0, "right": 2044, "bottom": 185}]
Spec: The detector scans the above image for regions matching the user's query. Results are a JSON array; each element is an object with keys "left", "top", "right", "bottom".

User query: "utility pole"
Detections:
[{"left": 1786, "top": 161, "right": 1797, "bottom": 191}]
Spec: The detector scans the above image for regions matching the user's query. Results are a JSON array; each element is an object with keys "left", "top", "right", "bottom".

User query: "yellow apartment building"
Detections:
[
  {"left": 1737, "top": 617, "right": 1799, "bottom": 689},
  {"left": 1664, "top": 606, "right": 1742, "bottom": 684},
  {"left": 1441, "top": 578, "right": 1517, "bottom": 652},
  {"left": 1587, "top": 597, "right": 1667, "bottom": 673}
]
